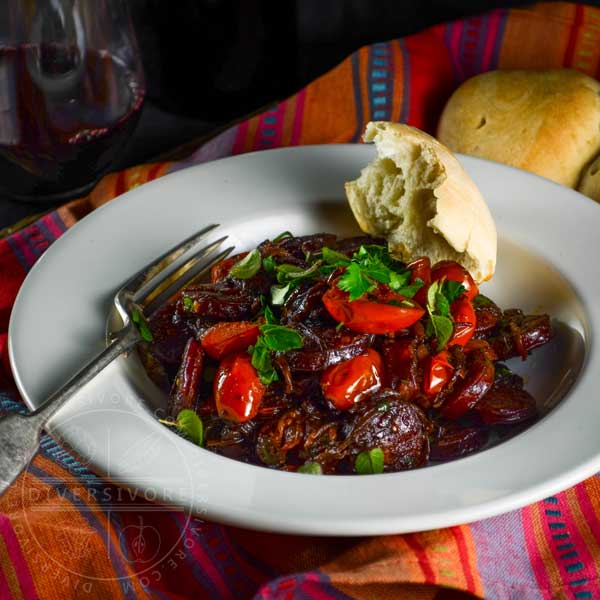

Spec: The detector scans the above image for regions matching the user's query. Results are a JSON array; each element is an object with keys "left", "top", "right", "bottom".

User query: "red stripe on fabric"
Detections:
[
  {"left": 232, "top": 121, "right": 249, "bottom": 155},
  {"left": 0, "top": 560, "right": 13, "bottom": 600},
  {"left": 449, "top": 527, "right": 476, "bottom": 594},
  {"left": 521, "top": 506, "right": 555, "bottom": 600},
  {"left": 563, "top": 4, "right": 584, "bottom": 67},
  {"left": 147, "top": 162, "right": 164, "bottom": 181},
  {"left": 114, "top": 169, "right": 127, "bottom": 197},
  {"left": 481, "top": 12, "right": 501, "bottom": 70},
  {"left": 403, "top": 534, "right": 436, "bottom": 583},
  {"left": 173, "top": 514, "right": 233, "bottom": 599},
  {"left": 448, "top": 20, "right": 465, "bottom": 80},
  {"left": 403, "top": 30, "right": 456, "bottom": 133},
  {"left": 291, "top": 89, "right": 306, "bottom": 146},
  {"left": 0, "top": 516, "right": 39, "bottom": 600},
  {"left": 9, "top": 232, "right": 36, "bottom": 268},
  {"left": 39, "top": 213, "right": 63, "bottom": 240}
]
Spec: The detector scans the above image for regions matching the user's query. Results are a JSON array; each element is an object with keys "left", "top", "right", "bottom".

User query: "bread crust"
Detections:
[
  {"left": 346, "top": 121, "right": 497, "bottom": 282},
  {"left": 437, "top": 69, "right": 600, "bottom": 188}
]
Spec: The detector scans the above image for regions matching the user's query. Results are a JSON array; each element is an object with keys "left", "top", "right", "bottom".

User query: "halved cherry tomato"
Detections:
[
  {"left": 423, "top": 350, "right": 454, "bottom": 395},
  {"left": 407, "top": 257, "right": 431, "bottom": 307},
  {"left": 210, "top": 252, "right": 249, "bottom": 283},
  {"left": 322, "top": 283, "right": 425, "bottom": 334},
  {"left": 214, "top": 354, "right": 266, "bottom": 422},
  {"left": 431, "top": 260, "right": 479, "bottom": 300},
  {"left": 201, "top": 321, "right": 260, "bottom": 359},
  {"left": 448, "top": 297, "right": 476, "bottom": 347},
  {"left": 320, "top": 349, "right": 383, "bottom": 410}
]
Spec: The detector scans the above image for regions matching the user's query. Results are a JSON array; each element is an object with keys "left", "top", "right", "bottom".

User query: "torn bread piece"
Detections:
[{"left": 345, "top": 121, "right": 497, "bottom": 282}]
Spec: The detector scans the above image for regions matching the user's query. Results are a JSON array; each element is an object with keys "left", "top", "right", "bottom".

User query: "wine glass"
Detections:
[{"left": 0, "top": 0, "right": 145, "bottom": 202}]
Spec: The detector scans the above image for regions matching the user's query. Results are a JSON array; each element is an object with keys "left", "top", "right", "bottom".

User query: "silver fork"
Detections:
[{"left": 0, "top": 224, "right": 232, "bottom": 497}]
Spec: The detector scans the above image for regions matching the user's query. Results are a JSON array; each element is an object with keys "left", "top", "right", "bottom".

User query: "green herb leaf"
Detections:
[
  {"left": 264, "top": 304, "right": 278, "bottom": 325},
  {"left": 262, "top": 255, "right": 276, "bottom": 275},
  {"left": 175, "top": 409, "right": 204, "bottom": 446},
  {"left": 426, "top": 280, "right": 454, "bottom": 349},
  {"left": 321, "top": 247, "right": 350, "bottom": 266},
  {"left": 393, "top": 279, "right": 424, "bottom": 299},
  {"left": 249, "top": 342, "right": 279, "bottom": 385},
  {"left": 272, "top": 231, "right": 293, "bottom": 242},
  {"left": 229, "top": 249, "right": 261, "bottom": 279},
  {"left": 335, "top": 321, "right": 345, "bottom": 332},
  {"left": 443, "top": 280, "right": 466, "bottom": 304},
  {"left": 270, "top": 283, "right": 293, "bottom": 305},
  {"left": 355, "top": 448, "right": 385, "bottom": 474},
  {"left": 430, "top": 314, "right": 454, "bottom": 348},
  {"left": 297, "top": 462, "right": 323, "bottom": 475},
  {"left": 337, "top": 262, "right": 376, "bottom": 301},
  {"left": 473, "top": 294, "right": 494, "bottom": 308},
  {"left": 275, "top": 261, "right": 322, "bottom": 284},
  {"left": 132, "top": 308, "right": 153, "bottom": 342},
  {"left": 435, "top": 292, "right": 451, "bottom": 318},
  {"left": 260, "top": 324, "right": 303, "bottom": 352}
]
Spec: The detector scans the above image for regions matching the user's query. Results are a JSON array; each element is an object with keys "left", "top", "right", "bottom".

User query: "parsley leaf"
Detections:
[
  {"left": 332, "top": 244, "right": 417, "bottom": 302},
  {"left": 355, "top": 448, "right": 385, "bottom": 474},
  {"left": 272, "top": 231, "right": 293, "bottom": 242},
  {"left": 229, "top": 249, "right": 261, "bottom": 279},
  {"left": 182, "top": 295, "right": 194, "bottom": 311},
  {"left": 259, "top": 324, "right": 303, "bottom": 351},
  {"left": 337, "top": 262, "right": 376, "bottom": 300}
]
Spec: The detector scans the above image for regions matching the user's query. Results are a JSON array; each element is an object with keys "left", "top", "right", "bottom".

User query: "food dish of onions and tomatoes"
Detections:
[{"left": 141, "top": 232, "right": 552, "bottom": 475}]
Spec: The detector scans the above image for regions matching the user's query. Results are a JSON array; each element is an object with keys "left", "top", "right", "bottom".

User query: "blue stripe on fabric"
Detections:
[
  {"left": 557, "top": 543, "right": 575, "bottom": 551},
  {"left": 28, "top": 463, "right": 138, "bottom": 600},
  {"left": 263, "top": 116, "right": 277, "bottom": 124},
  {"left": 552, "top": 533, "right": 570, "bottom": 540},
  {"left": 491, "top": 10, "right": 509, "bottom": 69},
  {"left": 570, "top": 579, "right": 589, "bottom": 587},
  {"left": 371, "top": 82, "right": 387, "bottom": 92},
  {"left": 566, "top": 562, "right": 584, "bottom": 573}
]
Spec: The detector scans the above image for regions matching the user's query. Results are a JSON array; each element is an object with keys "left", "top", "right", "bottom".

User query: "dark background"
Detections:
[{"left": 2, "top": 0, "right": 597, "bottom": 228}]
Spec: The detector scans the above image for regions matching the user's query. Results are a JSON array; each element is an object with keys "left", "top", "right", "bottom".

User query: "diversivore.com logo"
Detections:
[{"left": 9, "top": 393, "right": 211, "bottom": 595}]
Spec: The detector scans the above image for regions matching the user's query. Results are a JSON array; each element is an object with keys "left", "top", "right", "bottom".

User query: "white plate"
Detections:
[{"left": 8, "top": 145, "right": 598, "bottom": 535}]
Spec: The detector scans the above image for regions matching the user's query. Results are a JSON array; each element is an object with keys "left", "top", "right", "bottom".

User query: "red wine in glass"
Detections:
[{"left": 0, "top": 43, "right": 145, "bottom": 201}]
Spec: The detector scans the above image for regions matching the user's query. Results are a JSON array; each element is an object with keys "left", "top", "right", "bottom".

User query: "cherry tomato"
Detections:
[
  {"left": 431, "top": 260, "right": 479, "bottom": 300},
  {"left": 214, "top": 354, "right": 266, "bottom": 422},
  {"left": 210, "top": 252, "right": 249, "bottom": 283},
  {"left": 320, "top": 349, "right": 383, "bottom": 410},
  {"left": 448, "top": 297, "right": 476, "bottom": 347},
  {"left": 322, "top": 284, "right": 425, "bottom": 334},
  {"left": 407, "top": 257, "right": 431, "bottom": 307},
  {"left": 440, "top": 350, "right": 495, "bottom": 419},
  {"left": 201, "top": 321, "right": 260, "bottom": 359},
  {"left": 423, "top": 350, "right": 454, "bottom": 395}
]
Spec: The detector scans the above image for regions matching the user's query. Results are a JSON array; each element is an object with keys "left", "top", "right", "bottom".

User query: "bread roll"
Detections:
[
  {"left": 437, "top": 69, "right": 600, "bottom": 188},
  {"left": 578, "top": 155, "right": 600, "bottom": 201},
  {"left": 345, "top": 121, "right": 497, "bottom": 283}
]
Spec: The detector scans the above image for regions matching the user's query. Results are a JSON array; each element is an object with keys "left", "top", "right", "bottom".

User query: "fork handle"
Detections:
[{"left": 0, "top": 323, "right": 141, "bottom": 496}]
